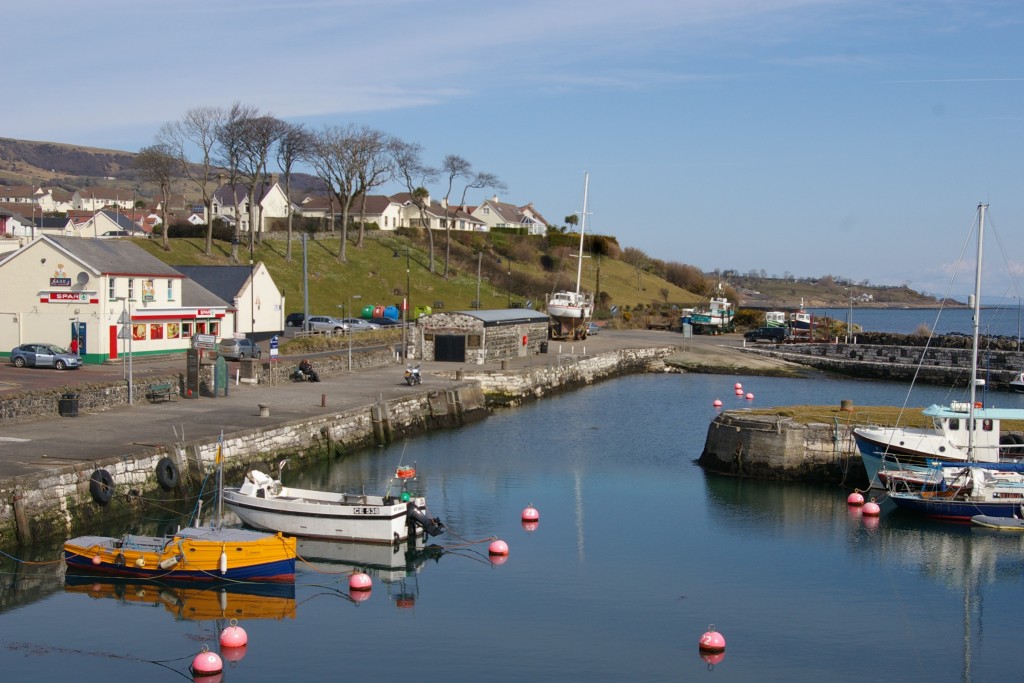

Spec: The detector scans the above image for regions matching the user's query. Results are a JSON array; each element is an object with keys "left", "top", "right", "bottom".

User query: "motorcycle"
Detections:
[{"left": 404, "top": 364, "right": 422, "bottom": 386}]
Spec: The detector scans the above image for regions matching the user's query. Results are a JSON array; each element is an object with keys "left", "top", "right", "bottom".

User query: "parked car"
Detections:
[
  {"left": 306, "top": 316, "right": 349, "bottom": 333},
  {"left": 285, "top": 312, "right": 306, "bottom": 328},
  {"left": 369, "top": 317, "right": 402, "bottom": 327},
  {"left": 99, "top": 230, "right": 132, "bottom": 238},
  {"left": 338, "top": 318, "right": 381, "bottom": 331},
  {"left": 587, "top": 322, "right": 601, "bottom": 335},
  {"left": 10, "top": 343, "right": 82, "bottom": 370},
  {"left": 744, "top": 326, "right": 790, "bottom": 343},
  {"left": 217, "top": 338, "right": 262, "bottom": 360}
]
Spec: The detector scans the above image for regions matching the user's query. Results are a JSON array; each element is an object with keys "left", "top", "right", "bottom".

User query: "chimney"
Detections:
[
  {"left": 441, "top": 198, "right": 448, "bottom": 209},
  {"left": 270, "top": 172, "right": 279, "bottom": 186},
  {"left": 218, "top": 172, "right": 227, "bottom": 187},
  {"left": 492, "top": 195, "right": 499, "bottom": 203}
]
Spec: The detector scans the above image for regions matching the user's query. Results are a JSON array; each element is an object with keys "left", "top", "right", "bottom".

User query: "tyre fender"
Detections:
[
  {"left": 89, "top": 469, "right": 114, "bottom": 505},
  {"left": 155, "top": 457, "right": 179, "bottom": 490}
]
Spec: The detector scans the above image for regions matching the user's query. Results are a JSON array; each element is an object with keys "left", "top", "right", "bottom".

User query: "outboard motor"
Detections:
[{"left": 407, "top": 501, "right": 445, "bottom": 537}]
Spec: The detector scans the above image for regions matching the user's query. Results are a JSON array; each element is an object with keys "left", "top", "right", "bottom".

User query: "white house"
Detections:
[
  {"left": 172, "top": 264, "right": 286, "bottom": 337},
  {"left": 71, "top": 187, "right": 136, "bottom": 212},
  {"left": 472, "top": 196, "right": 549, "bottom": 235},
  {"left": 211, "top": 180, "right": 290, "bottom": 235}
]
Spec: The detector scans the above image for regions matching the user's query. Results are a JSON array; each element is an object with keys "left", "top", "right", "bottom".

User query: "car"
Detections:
[
  {"left": 217, "top": 338, "right": 262, "bottom": 360},
  {"left": 285, "top": 313, "right": 306, "bottom": 328},
  {"left": 369, "top": 317, "right": 402, "bottom": 327},
  {"left": 587, "top": 322, "right": 601, "bottom": 335},
  {"left": 306, "top": 316, "right": 349, "bottom": 333},
  {"left": 10, "top": 343, "right": 82, "bottom": 370},
  {"left": 744, "top": 326, "right": 790, "bottom": 343},
  {"left": 338, "top": 318, "right": 381, "bottom": 331},
  {"left": 99, "top": 229, "right": 132, "bottom": 238}
]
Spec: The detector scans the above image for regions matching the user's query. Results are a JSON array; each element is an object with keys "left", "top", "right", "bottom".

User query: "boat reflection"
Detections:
[{"left": 63, "top": 575, "right": 296, "bottom": 621}]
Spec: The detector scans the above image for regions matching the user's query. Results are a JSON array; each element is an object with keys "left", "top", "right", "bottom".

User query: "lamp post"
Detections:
[
  {"left": 348, "top": 294, "right": 361, "bottom": 371},
  {"left": 475, "top": 251, "right": 482, "bottom": 309},
  {"left": 249, "top": 242, "right": 255, "bottom": 337},
  {"left": 394, "top": 246, "right": 411, "bottom": 359},
  {"left": 506, "top": 258, "right": 512, "bottom": 308},
  {"left": 116, "top": 296, "right": 134, "bottom": 405}
]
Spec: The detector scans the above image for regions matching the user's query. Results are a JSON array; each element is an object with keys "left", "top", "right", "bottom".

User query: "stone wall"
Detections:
[{"left": 698, "top": 410, "right": 868, "bottom": 487}]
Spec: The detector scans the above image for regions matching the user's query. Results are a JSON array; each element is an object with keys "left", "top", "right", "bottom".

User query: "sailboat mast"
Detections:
[
  {"left": 968, "top": 203, "right": 987, "bottom": 457},
  {"left": 576, "top": 172, "right": 588, "bottom": 295}
]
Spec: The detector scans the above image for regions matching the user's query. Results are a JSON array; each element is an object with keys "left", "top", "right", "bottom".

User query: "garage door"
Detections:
[{"left": 434, "top": 335, "right": 466, "bottom": 362}]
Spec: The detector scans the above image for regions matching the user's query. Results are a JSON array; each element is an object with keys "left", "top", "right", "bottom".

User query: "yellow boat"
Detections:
[{"left": 64, "top": 526, "right": 297, "bottom": 582}]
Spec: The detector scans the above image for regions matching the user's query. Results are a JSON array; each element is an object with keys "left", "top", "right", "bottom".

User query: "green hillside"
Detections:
[{"left": 136, "top": 231, "right": 704, "bottom": 321}]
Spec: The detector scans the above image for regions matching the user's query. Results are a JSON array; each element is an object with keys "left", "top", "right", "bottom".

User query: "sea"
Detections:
[
  {"left": 3, "top": 313, "right": 1023, "bottom": 682},
  {"left": 812, "top": 305, "right": 1023, "bottom": 339}
]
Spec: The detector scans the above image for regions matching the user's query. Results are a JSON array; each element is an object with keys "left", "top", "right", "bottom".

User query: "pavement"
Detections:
[{"left": 0, "top": 329, "right": 708, "bottom": 483}]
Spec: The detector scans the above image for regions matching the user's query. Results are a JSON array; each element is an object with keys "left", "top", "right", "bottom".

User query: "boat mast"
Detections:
[
  {"left": 576, "top": 172, "right": 588, "bottom": 295},
  {"left": 968, "top": 203, "right": 987, "bottom": 458}
]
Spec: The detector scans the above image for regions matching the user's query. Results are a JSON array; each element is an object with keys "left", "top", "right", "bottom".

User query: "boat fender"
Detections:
[
  {"left": 113, "top": 553, "right": 126, "bottom": 568},
  {"left": 159, "top": 555, "right": 180, "bottom": 570},
  {"left": 219, "top": 550, "right": 228, "bottom": 575},
  {"left": 155, "top": 457, "right": 179, "bottom": 491},
  {"left": 89, "top": 469, "right": 114, "bottom": 505},
  {"left": 522, "top": 334, "right": 528, "bottom": 346}
]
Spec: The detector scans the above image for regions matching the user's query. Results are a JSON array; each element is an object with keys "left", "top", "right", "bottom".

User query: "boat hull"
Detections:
[
  {"left": 971, "top": 514, "right": 1024, "bottom": 530},
  {"left": 889, "top": 492, "right": 1023, "bottom": 520},
  {"left": 63, "top": 527, "right": 297, "bottom": 582}
]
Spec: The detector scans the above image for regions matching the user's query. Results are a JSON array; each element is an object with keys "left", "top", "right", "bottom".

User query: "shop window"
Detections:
[{"left": 150, "top": 323, "right": 164, "bottom": 340}]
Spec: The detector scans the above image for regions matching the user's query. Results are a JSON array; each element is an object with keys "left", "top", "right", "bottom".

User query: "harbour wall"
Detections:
[
  {"left": 698, "top": 410, "right": 868, "bottom": 488},
  {"left": 744, "top": 342, "right": 1024, "bottom": 388},
  {"left": 0, "top": 345, "right": 679, "bottom": 549}
]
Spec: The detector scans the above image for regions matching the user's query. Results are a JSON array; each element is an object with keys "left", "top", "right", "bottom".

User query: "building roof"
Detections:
[
  {"left": 46, "top": 236, "right": 185, "bottom": 277},
  {"left": 429, "top": 309, "right": 550, "bottom": 328},
  {"left": 172, "top": 265, "right": 253, "bottom": 306},
  {"left": 181, "top": 277, "right": 231, "bottom": 309}
]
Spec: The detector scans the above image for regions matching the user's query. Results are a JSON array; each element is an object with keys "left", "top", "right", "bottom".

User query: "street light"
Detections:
[
  {"left": 393, "top": 247, "right": 411, "bottom": 359},
  {"left": 115, "top": 296, "right": 134, "bottom": 405},
  {"left": 348, "top": 294, "right": 361, "bottom": 371}
]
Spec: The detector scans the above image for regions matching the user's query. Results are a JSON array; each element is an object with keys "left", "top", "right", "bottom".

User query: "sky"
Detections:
[{"left": 8, "top": 0, "right": 1024, "bottom": 300}]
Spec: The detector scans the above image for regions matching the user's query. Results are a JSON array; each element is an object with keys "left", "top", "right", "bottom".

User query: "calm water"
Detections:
[
  {"left": 4, "top": 372, "right": 1024, "bottom": 682},
  {"left": 813, "top": 305, "right": 1023, "bottom": 339}
]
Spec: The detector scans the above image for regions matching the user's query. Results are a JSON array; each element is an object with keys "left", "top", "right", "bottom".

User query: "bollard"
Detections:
[
  {"left": 321, "top": 393, "right": 326, "bottom": 407},
  {"left": 258, "top": 403, "right": 270, "bottom": 418},
  {"left": 840, "top": 399, "right": 853, "bottom": 412}
]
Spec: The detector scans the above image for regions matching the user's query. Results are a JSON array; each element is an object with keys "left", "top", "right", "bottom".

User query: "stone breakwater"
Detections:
[
  {"left": 0, "top": 345, "right": 679, "bottom": 549},
  {"left": 698, "top": 410, "right": 868, "bottom": 488}
]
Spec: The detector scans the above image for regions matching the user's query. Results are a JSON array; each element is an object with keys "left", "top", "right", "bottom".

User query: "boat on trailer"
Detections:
[
  {"left": 547, "top": 172, "right": 594, "bottom": 341},
  {"left": 223, "top": 467, "right": 444, "bottom": 544}
]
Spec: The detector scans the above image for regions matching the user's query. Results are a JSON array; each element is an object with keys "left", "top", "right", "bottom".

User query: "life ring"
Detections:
[
  {"left": 155, "top": 457, "right": 179, "bottom": 491},
  {"left": 89, "top": 469, "right": 114, "bottom": 505},
  {"left": 113, "top": 553, "right": 126, "bottom": 568},
  {"left": 396, "top": 466, "right": 416, "bottom": 479}
]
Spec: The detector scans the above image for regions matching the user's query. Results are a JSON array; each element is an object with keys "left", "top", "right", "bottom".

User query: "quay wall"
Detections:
[
  {"left": 745, "top": 342, "right": 1024, "bottom": 388},
  {"left": 0, "top": 346, "right": 679, "bottom": 549},
  {"left": 698, "top": 410, "right": 867, "bottom": 488}
]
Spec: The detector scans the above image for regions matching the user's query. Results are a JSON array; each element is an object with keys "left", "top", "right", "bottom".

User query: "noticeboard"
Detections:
[{"left": 192, "top": 333, "right": 216, "bottom": 350}]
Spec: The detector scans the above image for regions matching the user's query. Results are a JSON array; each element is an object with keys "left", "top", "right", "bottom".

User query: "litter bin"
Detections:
[
  {"left": 58, "top": 392, "right": 79, "bottom": 417},
  {"left": 539, "top": 341, "right": 549, "bottom": 354}
]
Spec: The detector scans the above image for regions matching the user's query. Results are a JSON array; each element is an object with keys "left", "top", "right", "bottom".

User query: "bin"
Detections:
[
  {"left": 58, "top": 392, "right": 79, "bottom": 417},
  {"left": 539, "top": 341, "right": 549, "bottom": 354}
]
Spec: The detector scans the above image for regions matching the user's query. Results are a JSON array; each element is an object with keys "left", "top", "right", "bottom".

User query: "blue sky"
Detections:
[{"left": 8, "top": 0, "right": 1024, "bottom": 299}]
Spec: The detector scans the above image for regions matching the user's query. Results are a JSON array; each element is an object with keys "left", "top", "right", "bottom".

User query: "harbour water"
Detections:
[
  {"left": 4, "top": 371, "right": 1024, "bottom": 682},
  {"left": 812, "top": 305, "right": 1023, "bottom": 339}
]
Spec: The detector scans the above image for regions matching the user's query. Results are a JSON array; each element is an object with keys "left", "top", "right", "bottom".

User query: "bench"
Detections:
[{"left": 146, "top": 383, "right": 175, "bottom": 403}]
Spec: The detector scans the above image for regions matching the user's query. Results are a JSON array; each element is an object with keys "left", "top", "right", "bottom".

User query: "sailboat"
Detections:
[
  {"left": 65, "top": 439, "right": 297, "bottom": 582},
  {"left": 547, "top": 172, "right": 594, "bottom": 340},
  {"left": 853, "top": 204, "right": 1024, "bottom": 501}
]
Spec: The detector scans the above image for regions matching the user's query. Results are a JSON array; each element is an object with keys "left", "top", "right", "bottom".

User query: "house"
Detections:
[
  {"left": 0, "top": 236, "right": 230, "bottom": 363},
  {"left": 211, "top": 179, "right": 290, "bottom": 235},
  {"left": 172, "top": 264, "right": 285, "bottom": 339},
  {"left": 471, "top": 196, "right": 549, "bottom": 235},
  {"left": 348, "top": 195, "right": 405, "bottom": 230},
  {"left": 72, "top": 210, "right": 142, "bottom": 238},
  {"left": 390, "top": 193, "right": 487, "bottom": 232},
  {"left": 71, "top": 187, "right": 136, "bottom": 212}
]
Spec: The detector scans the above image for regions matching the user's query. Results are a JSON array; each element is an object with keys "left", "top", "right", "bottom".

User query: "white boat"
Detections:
[
  {"left": 1008, "top": 370, "right": 1024, "bottom": 393},
  {"left": 853, "top": 204, "right": 1024, "bottom": 488},
  {"left": 223, "top": 466, "right": 445, "bottom": 544},
  {"left": 765, "top": 311, "right": 787, "bottom": 328},
  {"left": 690, "top": 283, "right": 735, "bottom": 335},
  {"left": 547, "top": 172, "right": 594, "bottom": 340}
]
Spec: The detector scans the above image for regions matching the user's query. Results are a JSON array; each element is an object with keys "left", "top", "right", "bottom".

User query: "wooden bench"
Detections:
[{"left": 146, "top": 383, "right": 175, "bottom": 403}]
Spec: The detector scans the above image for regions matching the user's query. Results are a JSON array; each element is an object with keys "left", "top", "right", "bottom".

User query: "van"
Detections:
[{"left": 744, "top": 326, "right": 789, "bottom": 343}]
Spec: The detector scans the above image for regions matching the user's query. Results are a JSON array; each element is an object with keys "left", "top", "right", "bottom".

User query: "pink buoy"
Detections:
[
  {"left": 734, "top": 383, "right": 742, "bottom": 390},
  {"left": 191, "top": 648, "right": 223, "bottom": 676},
  {"left": 489, "top": 553, "right": 509, "bottom": 566},
  {"left": 712, "top": 399, "right": 723, "bottom": 407},
  {"left": 489, "top": 539, "right": 509, "bottom": 556},
  {"left": 350, "top": 589, "right": 372, "bottom": 603},
  {"left": 699, "top": 625, "right": 726, "bottom": 653},
  {"left": 735, "top": 388, "right": 743, "bottom": 396},
  {"left": 220, "top": 645, "right": 247, "bottom": 664},
  {"left": 745, "top": 393, "right": 754, "bottom": 400},
  {"left": 700, "top": 650, "right": 725, "bottom": 667},
  {"left": 847, "top": 492, "right": 864, "bottom": 506},
  {"left": 92, "top": 555, "right": 101, "bottom": 565},
  {"left": 863, "top": 515, "right": 880, "bottom": 529},
  {"left": 522, "top": 505, "right": 539, "bottom": 523},
  {"left": 219, "top": 619, "right": 248, "bottom": 648},
  {"left": 862, "top": 500, "right": 881, "bottom": 516},
  {"left": 349, "top": 572, "right": 373, "bottom": 592}
]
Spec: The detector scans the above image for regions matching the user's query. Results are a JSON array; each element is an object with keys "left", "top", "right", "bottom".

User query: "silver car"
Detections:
[
  {"left": 338, "top": 318, "right": 381, "bottom": 331},
  {"left": 306, "top": 316, "right": 349, "bottom": 333},
  {"left": 10, "top": 343, "right": 82, "bottom": 370},
  {"left": 217, "top": 338, "right": 262, "bottom": 360}
]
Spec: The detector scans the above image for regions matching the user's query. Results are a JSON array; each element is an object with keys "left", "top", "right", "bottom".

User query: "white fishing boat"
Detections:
[
  {"left": 547, "top": 172, "right": 594, "bottom": 340},
  {"left": 765, "top": 311, "right": 787, "bottom": 328},
  {"left": 853, "top": 204, "right": 1024, "bottom": 488},
  {"left": 222, "top": 465, "right": 444, "bottom": 544},
  {"left": 690, "top": 283, "right": 735, "bottom": 335}
]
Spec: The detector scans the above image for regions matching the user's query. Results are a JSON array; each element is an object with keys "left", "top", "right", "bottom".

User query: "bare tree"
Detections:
[
  {"left": 275, "top": 123, "right": 312, "bottom": 262},
  {"left": 349, "top": 127, "right": 395, "bottom": 248},
  {"left": 439, "top": 154, "right": 506, "bottom": 278},
  {"left": 303, "top": 124, "right": 364, "bottom": 263},
  {"left": 156, "top": 105, "right": 226, "bottom": 255},
  {"left": 391, "top": 139, "right": 438, "bottom": 272},
  {"left": 235, "top": 114, "right": 288, "bottom": 249},
  {"left": 622, "top": 247, "right": 649, "bottom": 291},
  {"left": 214, "top": 103, "right": 259, "bottom": 263},
  {"left": 134, "top": 144, "right": 177, "bottom": 251}
]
